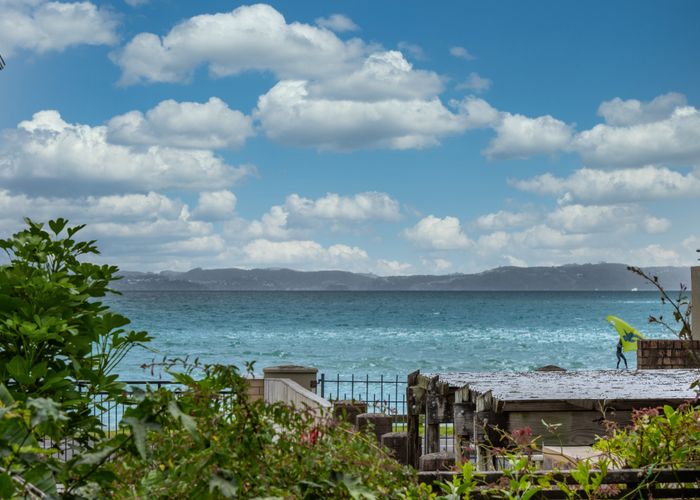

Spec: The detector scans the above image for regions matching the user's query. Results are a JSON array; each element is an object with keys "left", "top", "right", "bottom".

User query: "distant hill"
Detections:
[{"left": 114, "top": 263, "right": 691, "bottom": 291}]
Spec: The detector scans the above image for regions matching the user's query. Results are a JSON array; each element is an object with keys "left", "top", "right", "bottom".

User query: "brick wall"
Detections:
[
  {"left": 247, "top": 378, "right": 264, "bottom": 402},
  {"left": 637, "top": 339, "right": 700, "bottom": 369}
]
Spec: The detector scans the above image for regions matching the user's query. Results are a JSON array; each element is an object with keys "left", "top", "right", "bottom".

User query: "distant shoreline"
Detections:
[{"left": 114, "top": 262, "right": 691, "bottom": 292}]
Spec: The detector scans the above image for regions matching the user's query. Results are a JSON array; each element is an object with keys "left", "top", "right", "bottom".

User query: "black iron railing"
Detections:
[{"left": 318, "top": 373, "right": 453, "bottom": 452}]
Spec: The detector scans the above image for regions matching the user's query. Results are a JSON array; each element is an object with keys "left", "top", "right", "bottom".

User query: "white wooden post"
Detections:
[{"left": 692, "top": 267, "right": 700, "bottom": 340}]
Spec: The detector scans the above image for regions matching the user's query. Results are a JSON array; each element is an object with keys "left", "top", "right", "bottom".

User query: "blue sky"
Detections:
[{"left": 1, "top": 0, "right": 699, "bottom": 274}]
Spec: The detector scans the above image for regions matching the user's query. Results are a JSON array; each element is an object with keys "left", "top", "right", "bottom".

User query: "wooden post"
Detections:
[
  {"left": 453, "top": 392, "right": 475, "bottom": 463},
  {"left": 425, "top": 376, "right": 441, "bottom": 454},
  {"left": 692, "top": 267, "right": 700, "bottom": 340},
  {"left": 406, "top": 370, "right": 422, "bottom": 469},
  {"left": 474, "top": 391, "right": 494, "bottom": 471}
]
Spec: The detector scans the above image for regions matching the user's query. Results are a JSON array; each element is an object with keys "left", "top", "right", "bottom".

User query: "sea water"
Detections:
[{"left": 104, "top": 291, "right": 677, "bottom": 381}]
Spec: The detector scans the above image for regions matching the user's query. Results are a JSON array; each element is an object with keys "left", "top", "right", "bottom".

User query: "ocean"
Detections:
[{"left": 104, "top": 291, "right": 678, "bottom": 381}]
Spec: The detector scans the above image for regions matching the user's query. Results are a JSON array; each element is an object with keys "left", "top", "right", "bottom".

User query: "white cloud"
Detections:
[
  {"left": 452, "top": 97, "right": 500, "bottom": 128},
  {"left": 573, "top": 104, "right": 700, "bottom": 166},
  {"left": 512, "top": 224, "right": 588, "bottom": 249},
  {"left": 107, "top": 98, "right": 254, "bottom": 150},
  {"left": 482, "top": 92, "right": 700, "bottom": 166},
  {"left": 308, "top": 50, "right": 444, "bottom": 101},
  {"left": 244, "top": 191, "right": 400, "bottom": 239},
  {"left": 597, "top": 92, "right": 687, "bottom": 126},
  {"left": 547, "top": 204, "right": 669, "bottom": 234},
  {"left": 255, "top": 80, "right": 468, "bottom": 150},
  {"left": 456, "top": 72, "right": 491, "bottom": 93},
  {"left": 246, "top": 206, "right": 292, "bottom": 239},
  {"left": 315, "top": 13, "right": 358, "bottom": 32},
  {"left": 403, "top": 215, "right": 472, "bottom": 250},
  {"left": 0, "top": 189, "right": 184, "bottom": 221},
  {"left": 449, "top": 46, "right": 475, "bottom": 60},
  {"left": 511, "top": 166, "right": 700, "bottom": 203},
  {"left": 193, "top": 190, "right": 237, "bottom": 221},
  {"left": 644, "top": 216, "right": 671, "bottom": 234},
  {"left": 285, "top": 192, "right": 400, "bottom": 221},
  {"left": 485, "top": 113, "right": 573, "bottom": 159},
  {"left": 476, "top": 231, "right": 511, "bottom": 253},
  {"left": 114, "top": 3, "right": 367, "bottom": 85},
  {"left": 243, "top": 238, "right": 368, "bottom": 267},
  {"left": 0, "top": 0, "right": 117, "bottom": 56},
  {"left": 160, "top": 235, "right": 225, "bottom": 255},
  {"left": 0, "top": 110, "right": 254, "bottom": 195},
  {"left": 475, "top": 210, "right": 536, "bottom": 230}
]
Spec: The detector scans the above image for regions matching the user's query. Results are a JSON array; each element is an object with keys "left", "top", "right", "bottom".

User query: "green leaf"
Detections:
[
  {"left": 23, "top": 463, "right": 57, "bottom": 497},
  {"left": 0, "top": 473, "right": 14, "bottom": 499},
  {"left": 123, "top": 417, "right": 148, "bottom": 459},
  {"left": 209, "top": 474, "right": 238, "bottom": 498},
  {"left": 167, "top": 400, "right": 199, "bottom": 440},
  {"left": 48, "top": 218, "right": 68, "bottom": 235},
  {"left": 0, "top": 383, "right": 15, "bottom": 406}
]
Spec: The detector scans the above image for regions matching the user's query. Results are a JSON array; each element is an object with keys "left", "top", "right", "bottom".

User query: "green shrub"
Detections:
[
  {"left": 0, "top": 218, "right": 151, "bottom": 443},
  {"left": 102, "top": 362, "right": 420, "bottom": 499},
  {"left": 595, "top": 404, "right": 700, "bottom": 468}
]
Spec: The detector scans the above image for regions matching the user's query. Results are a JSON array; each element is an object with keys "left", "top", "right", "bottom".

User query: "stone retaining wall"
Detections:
[{"left": 637, "top": 339, "right": 700, "bottom": 369}]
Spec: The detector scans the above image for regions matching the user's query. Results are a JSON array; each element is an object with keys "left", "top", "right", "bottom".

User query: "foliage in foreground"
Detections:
[
  {"left": 0, "top": 218, "right": 151, "bottom": 445},
  {"left": 99, "top": 362, "right": 419, "bottom": 499},
  {"left": 434, "top": 404, "right": 700, "bottom": 499}
]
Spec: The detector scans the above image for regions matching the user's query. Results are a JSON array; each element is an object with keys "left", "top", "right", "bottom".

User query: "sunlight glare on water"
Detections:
[{"left": 104, "top": 291, "right": 675, "bottom": 380}]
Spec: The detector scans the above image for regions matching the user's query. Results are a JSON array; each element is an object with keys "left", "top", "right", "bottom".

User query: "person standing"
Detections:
[{"left": 616, "top": 339, "right": 628, "bottom": 369}]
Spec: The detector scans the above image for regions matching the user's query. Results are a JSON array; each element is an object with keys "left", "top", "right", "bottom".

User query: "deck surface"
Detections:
[{"left": 423, "top": 369, "right": 699, "bottom": 403}]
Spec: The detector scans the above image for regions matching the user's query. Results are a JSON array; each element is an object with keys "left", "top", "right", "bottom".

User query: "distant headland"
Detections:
[{"left": 115, "top": 263, "right": 691, "bottom": 292}]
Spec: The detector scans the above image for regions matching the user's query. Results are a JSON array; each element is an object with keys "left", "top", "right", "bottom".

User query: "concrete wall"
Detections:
[
  {"left": 247, "top": 378, "right": 264, "bottom": 402},
  {"left": 637, "top": 339, "right": 700, "bottom": 369}
]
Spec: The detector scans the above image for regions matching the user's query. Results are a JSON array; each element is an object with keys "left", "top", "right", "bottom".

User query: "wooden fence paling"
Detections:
[
  {"left": 418, "top": 468, "right": 700, "bottom": 499},
  {"left": 406, "top": 370, "right": 422, "bottom": 469}
]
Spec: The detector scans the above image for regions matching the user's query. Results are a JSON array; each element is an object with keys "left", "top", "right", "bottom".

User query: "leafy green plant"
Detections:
[
  {"left": 0, "top": 218, "right": 151, "bottom": 444},
  {"left": 595, "top": 404, "right": 700, "bottom": 469},
  {"left": 627, "top": 265, "right": 692, "bottom": 339},
  {"left": 99, "top": 362, "right": 420, "bottom": 498}
]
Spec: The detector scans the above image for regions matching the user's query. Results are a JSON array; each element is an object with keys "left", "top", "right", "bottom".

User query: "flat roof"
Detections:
[{"left": 421, "top": 369, "right": 698, "bottom": 409}]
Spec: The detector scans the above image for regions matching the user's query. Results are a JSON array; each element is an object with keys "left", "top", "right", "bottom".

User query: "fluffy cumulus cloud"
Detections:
[
  {"left": 255, "top": 81, "right": 488, "bottom": 150},
  {"left": 254, "top": 90, "right": 504, "bottom": 152},
  {"left": 242, "top": 238, "right": 368, "bottom": 267},
  {"left": 0, "top": 0, "right": 117, "bottom": 56},
  {"left": 113, "top": 3, "right": 367, "bottom": 85},
  {"left": 285, "top": 192, "right": 400, "bottom": 221},
  {"left": 314, "top": 13, "right": 358, "bottom": 32},
  {"left": 573, "top": 103, "right": 700, "bottom": 167},
  {"left": 107, "top": 98, "right": 254, "bottom": 150},
  {"left": 193, "top": 190, "right": 237, "bottom": 221},
  {"left": 475, "top": 210, "right": 537, "bottom": 231},
  {"left": 597, "top": 92, "right": 687, "bottom": 126},
  {"left": 547, "top": 204, "right": 670, "bottom": 234},
  {"left": 307, "top": 50, "right": 444, "bottom": 101},
  {"left": 402, "top": 215, "right": 472, "bottom": 250},
  {"left": 511, "top": 166, "right": 700, "bottom": 203},
  {"left": 244, "top": 191, "right": 400, "bottom": 239},
  {"left": 484, "top": 92, "right": 700, "bottom": 166},
  {"left": 484, "top": 113, "right": 574, "bottom": 159},
  {"left": 0, "top": 110, "right": 254, "bottom": 195},
  {"left": 113, "top": 4, "right": 505, "bottom": 151}
]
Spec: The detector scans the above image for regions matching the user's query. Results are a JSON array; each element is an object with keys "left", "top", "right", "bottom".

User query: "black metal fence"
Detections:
[
  {"left": 62, "top": 374, "right": 452, "bottom": 456},
  {"left": 318, "top": 373, "right": 453, "bottom": 452}
]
